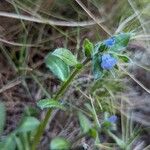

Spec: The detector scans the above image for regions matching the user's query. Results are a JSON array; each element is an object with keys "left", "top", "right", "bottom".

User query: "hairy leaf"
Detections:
[
  {"left": 78, "top": 112, "right": 91, "bottom": 133},
  {"left": 18, "top": 117, "right": 40, "bottom": 133},
  {"left": 117, "top": 54, "right": 130, "bottom": 62},
  {"left": 37, "top": 99, "right": 65, "bottom": 110},
  {"left": 45, "top": 53, "right": 70, "bottom": 81},
  {"left": 83, "top": 38, "right": 94, "bottom": 57},
  {"left": 52, "top": 48, "right": 78, "bottom": 66},
  {"left": 50, "top": 137, "right": 71, "bottom": 150},
  {"left": 92, "top": 53, "right": 103, "bottom": 79}
]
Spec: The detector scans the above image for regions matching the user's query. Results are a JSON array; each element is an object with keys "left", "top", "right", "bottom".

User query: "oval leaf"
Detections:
[
  {"left": 1, "top": 134, "right": 16, "bottom": 150},
  {"left": 52, "top": 48, "right": 78, "bottom": 66},
  {"left": 50, "top": 137, "right": 71, "bottom": 150},
  {"left": 92, "top": 53, "right": 103, "bottom": 79},
  {"left": 83, "top": 38, "right": 94, "bottom": 57},
  {"left": 0, "top": 102, "right": 6, "bottom": 135},
  {"left": 93, "top": 42, "right": 107, "bottom": 54},
  {"left": 37, "top": 99, "right": 65, "bottom": 110},
  {"left": 88, "top": 128, "right": 98, "bottom": 139},
  {"left": 45, "top": 53, "right": 70, "bottom": 81},
  {"left": 117, "top": 54, "right": 130, "bottom": 62},
  {"left": 18, "top": 117, "right": 40, "bottom": 133},
  {"left": 78, "top": 112, "right": 91, "bottom": 133}
]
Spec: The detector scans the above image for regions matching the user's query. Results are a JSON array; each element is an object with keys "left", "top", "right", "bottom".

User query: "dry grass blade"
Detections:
[
  {"left": 0, "top": 11, "right": 105, "bottom": 27},
  {"left": 0, "top": 38, "right": 38, "bottom": 47},
  {"left": 116, "top": 13, "right": 137, "bottom": 33},
  {"left": 133, "top": 35, "right": 150, "bottom": 41},
  {"left": 128, "top": 0, "right": 148, "bottom": 43},
  {"left": 0, "top": 79, "right": 22, "bottom": 93},
  {"left": 119, "top": 65, "right": 150, "bottom": 94},
  {"left": 75, "top": 0, "right": 112, "bottom": 36}
]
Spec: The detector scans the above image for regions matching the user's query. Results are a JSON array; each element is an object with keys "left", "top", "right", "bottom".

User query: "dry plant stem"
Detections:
[
  {"left": 31, "top": 58, "right": 90, "bottom": 150},
  {"left": 0, "top": 11, "right": 105, "bottom": 27},
  {"left": 119, "top": 65, "right": 150, "bottom": 94},
  {"left": 75, "top": 0, "right": 112, "bottom": 36}
]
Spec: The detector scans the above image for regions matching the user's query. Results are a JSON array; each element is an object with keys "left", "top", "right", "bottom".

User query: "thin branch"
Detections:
[
  {"left": 119, "top": 65, "right": 150, "bottom": 94},
  {"left": 116, "top": 13, "right": 137, "bottom": 33},
  {"left": 0, "top": 11, "right": 105, "bottom": 27},
  {"left": 75, "top": 0, "right": 111, "bottom": 36},
  {"left": 0, "top": 79, "right": 22, "bottom": 93},
  {"left": 0, "top": 38, "right": 38, "bottom": 47}
]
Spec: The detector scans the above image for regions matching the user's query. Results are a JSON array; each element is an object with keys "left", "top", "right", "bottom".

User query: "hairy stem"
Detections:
[{"left": 31, "top": 58, "right": 89, "bottom": 150}]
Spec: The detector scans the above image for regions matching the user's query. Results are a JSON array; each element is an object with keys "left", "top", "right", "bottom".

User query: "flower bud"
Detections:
[
  {"left": 104, "top": 37, "right": 115, "bottom": 47},
  {"left": 100, "top": 54, "right": 117, "bottom": 70}
]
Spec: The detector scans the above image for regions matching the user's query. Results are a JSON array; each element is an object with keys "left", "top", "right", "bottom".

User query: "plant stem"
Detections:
[{"left": 31, "top": 58, "right": 89, "bottom": 150}]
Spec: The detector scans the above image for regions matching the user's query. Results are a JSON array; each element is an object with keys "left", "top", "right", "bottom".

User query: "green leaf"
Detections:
[
  {"left": 50, "top": 137, "right": 71, "bottom": 150},
  {"left": 94, "top": 42, "right": 107, "bottom": 54},
  {"left": 37, "top": 99, "right": 66, "bottom": 110},
  {"left": 0, "top": 102, "right": 6, "bottom": 135},
  {"left": 84, "top": 103, "right": 94, "bottom": 114},
  {"left": 117, "top": 54, "right": 130, "bottom": 62},
  {"left": 88, "top": 128, "right": 98, "bottom": 139},
  {"left": 52, "top": 48, "right": 78, "bottom": 66},
  {"left": 78, "top": 112, "right": 91, "bottom": 133},
  {"left": 83, "top": 38, "right": 94, "bottom": 57},
  {"left": 92, "top": 53, "right": 103, "bottom": 79},
  {"left": 45, "top": 53, "right": 70, "bottom": 81},
  {"left": 109, "top": 33, "right": 131, "bottom": 52},
  {"left": 18, "top": 117, "right": 40, "bottom": 133},
  {"left": 102, "top": 121, "right": 112, "bottom": 129},
  {"left": 1, "top": 134, "right": 16, "bottom": 150},
  {"left": 15, "top": 136, "right": 24, "bottom": 150}
]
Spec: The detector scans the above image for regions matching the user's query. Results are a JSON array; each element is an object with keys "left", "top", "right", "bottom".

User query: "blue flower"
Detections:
[
  {"left": 104, "top": 37, "right": 115, "bottom": 47},
  {"left": 107, "top": 115, "right": 117, "bottom": 123},
  {"left": 100, "top": 54, "right": 117, "bottom": 70}
]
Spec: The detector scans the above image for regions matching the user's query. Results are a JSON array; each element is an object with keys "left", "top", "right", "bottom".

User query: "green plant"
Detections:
[
  {"left": 0, "top": 105, "right": 40, "bottom": 150},
  {"left": 1, "top": 29, "right": 148, "bottom": 149},
  {"left": 0, "top": 0, "right": 149, "bottom": 150},
  {"left": 30, "top": 32, "right": 132, "bottom": 149}
]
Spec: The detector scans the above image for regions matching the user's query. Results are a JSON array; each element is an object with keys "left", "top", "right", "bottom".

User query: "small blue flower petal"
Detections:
[
  {"left": 100, "top": 54, "right": 117, "bottom": 70},
  {"left": 104, "top": 37, "right": 115, "bottom": 47},
  {"left": 107, "top": 115, "right": 117, "bottom": 123}
]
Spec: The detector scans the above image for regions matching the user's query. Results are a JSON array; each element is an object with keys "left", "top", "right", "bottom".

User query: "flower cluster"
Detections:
[
  {"left": 92, "top": 33, "right": 130, "bottom": 79},
  {"left": 104, "top": 37, "right": 115, "bottom": 47},
  {"left": 100, "top": 54, "right": 117, "bottom": 70}
]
